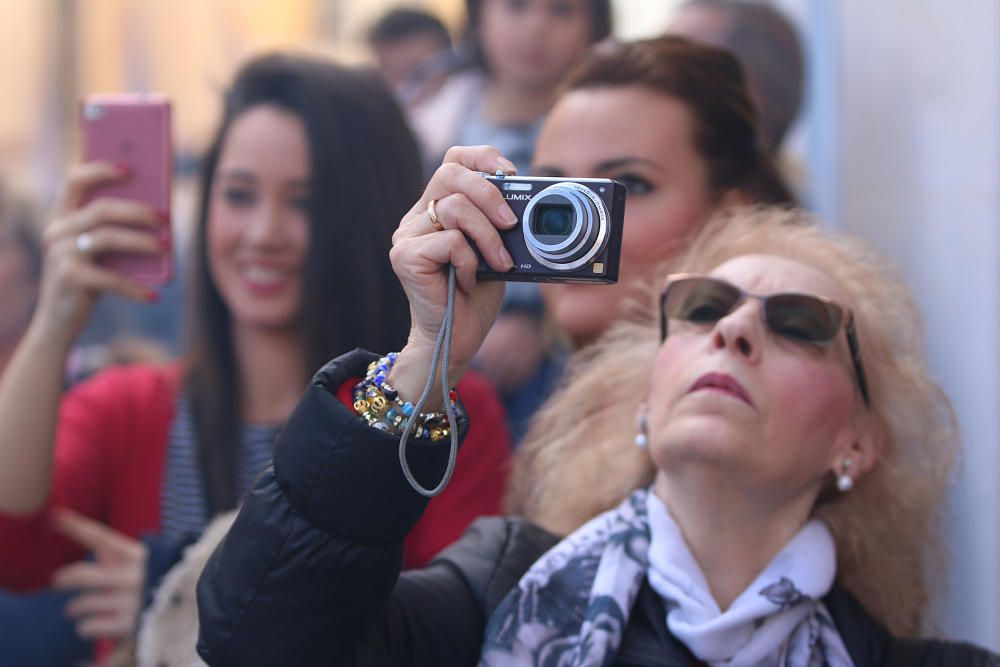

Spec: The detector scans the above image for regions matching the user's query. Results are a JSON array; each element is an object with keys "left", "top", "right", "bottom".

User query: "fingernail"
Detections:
[
  {"left": 146, "top": 290, "right": 159, "bottom": 303},
  {"left": 498, "top": 247, "right": 514, "bottom": 270},
  {"left": 496, "top": 203, "right": 518, "bottom": 227},
  {"left": 115, "top": 162, "right": 131, "bottom": 176},
  {"left": 159, "top": 236, "right": 172, "bottom": 250},
  {"left": 157, "top": 210, "right": 171, "bottom": 223},
  {"left": 498, "top": 158, "right": 517, "bottom": 175}
]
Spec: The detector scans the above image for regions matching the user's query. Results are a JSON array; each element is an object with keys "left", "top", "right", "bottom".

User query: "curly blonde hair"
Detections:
[{"left": 506, "top": 207, "right": 958, "bottom": 637}]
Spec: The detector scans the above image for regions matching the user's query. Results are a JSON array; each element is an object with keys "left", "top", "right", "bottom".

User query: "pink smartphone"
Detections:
[{"left": 81, "top": 93, "right": 173, "bottom": 285}]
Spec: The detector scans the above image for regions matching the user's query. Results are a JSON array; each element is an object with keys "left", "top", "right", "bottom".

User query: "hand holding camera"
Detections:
[
  {"left": 388, "top": 144, "right": 626, "bottom": 405},
  {"left": 389, "top": 145, "right": 513, "bottom": 404}
]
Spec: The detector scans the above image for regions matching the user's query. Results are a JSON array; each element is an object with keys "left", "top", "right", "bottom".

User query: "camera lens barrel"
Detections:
[{"left": 521, "top": 182, "right": 610, "bottom": 271}]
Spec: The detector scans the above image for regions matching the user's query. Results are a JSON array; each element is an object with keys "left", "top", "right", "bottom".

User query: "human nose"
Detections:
[
  {"left": 521, "top": 3, "right": 549, "bottom": 35},
  {"left": 244, "top": 198, "right": 286, "bottom": 247},
  {"left": 711, "top": 300, "right": 763, "bottom": 363}
]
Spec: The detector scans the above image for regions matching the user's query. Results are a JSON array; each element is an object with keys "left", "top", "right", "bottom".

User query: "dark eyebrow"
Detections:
[
  {"left": 217, "top": 169, "right": 255, "bottom": 182},
  {"left": 593, "top": 156, "right": 664, "bottom": 172},
  {"left": 217, "top": 169, "right": 310, "bottom": 190},
  {"left": 532, "top": 156, "right": 664, "bottom": 178}
]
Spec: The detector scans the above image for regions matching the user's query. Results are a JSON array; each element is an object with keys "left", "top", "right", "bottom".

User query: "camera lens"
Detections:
[
  {"left": 532, "top": 204, "right": 574, "bottom": 238},
  {"left": 521, "top": 182, "right": 610, "bottom": 272}
]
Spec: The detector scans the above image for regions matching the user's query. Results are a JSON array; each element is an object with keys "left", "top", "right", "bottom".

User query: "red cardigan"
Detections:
[{"left": 0, "top": 363, "right": 511, "bottom": 591}]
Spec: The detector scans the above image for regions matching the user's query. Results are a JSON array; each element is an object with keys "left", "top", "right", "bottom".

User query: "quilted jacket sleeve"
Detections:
[{"left": 196, "top": 349, "right": 488, "bottom": 666}]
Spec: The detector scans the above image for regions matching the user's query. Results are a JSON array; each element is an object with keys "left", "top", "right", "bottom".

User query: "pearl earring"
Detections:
[
  {"left": 837, "top": 460, "right": 854, "bottom": 493},
  {"left": 635, "top": 409, "right": 649, "bottom": 449}
]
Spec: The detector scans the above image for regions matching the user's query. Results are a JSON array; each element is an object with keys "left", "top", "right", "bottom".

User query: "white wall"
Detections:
[
  {"left": 833, "top": 0, "right": 1000, "bottom": 650},
  {"left": 621, "top": 0, "right": 1000, "bottom": 645}
]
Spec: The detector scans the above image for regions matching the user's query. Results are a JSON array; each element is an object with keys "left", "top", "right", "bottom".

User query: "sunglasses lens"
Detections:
[
  {"left": 764, "top": 294, "right": 843, "bottom": 344},
  {"left": 665, "top": 278, "right": 741, "bottom": 324}
]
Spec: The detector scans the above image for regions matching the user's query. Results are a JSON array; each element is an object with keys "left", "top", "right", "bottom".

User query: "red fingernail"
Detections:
[
  {"left": 146, "top": 290, "right": 159, "bottom": 303},
  {"left": 115, "top": 162, "right": 131, "bottom": 176},
  {"left": 159, "top": 237, "right": 172, "bottom": 250},
  {"left": 157, "top": 209, "right": 171, "bottom": 223}
]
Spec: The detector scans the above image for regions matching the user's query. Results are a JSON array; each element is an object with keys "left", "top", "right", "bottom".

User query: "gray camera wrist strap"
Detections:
[{"left": 397, "top": 265, "right": 460, "bottom": 497}]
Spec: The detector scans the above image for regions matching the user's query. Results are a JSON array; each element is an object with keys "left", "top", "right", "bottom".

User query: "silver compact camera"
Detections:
[{"left": 476, "top": 173, "right": 627, "bottom": 284}]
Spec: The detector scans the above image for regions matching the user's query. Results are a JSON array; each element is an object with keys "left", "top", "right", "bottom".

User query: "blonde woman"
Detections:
[{"left": 197, "top": 147, "right": 996, "bottom": 665}]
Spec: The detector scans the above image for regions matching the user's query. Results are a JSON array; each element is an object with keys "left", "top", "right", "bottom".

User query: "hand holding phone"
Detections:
[{"left": 80, "top": 94, "right": 172, "bottom": 285}]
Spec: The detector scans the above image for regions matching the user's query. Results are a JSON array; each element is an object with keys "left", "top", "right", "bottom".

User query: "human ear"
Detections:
[
  {"left": 634, "top": 403, "right": 649, "bottom": 449},
  {"left": 718, "top": 188, "right": 752, "bottom": 209},
  {"left": 831, "top": 414, "right": 883, "bottom": 487}
]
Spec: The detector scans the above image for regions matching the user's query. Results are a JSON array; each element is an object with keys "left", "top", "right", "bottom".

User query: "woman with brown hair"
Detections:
[
  {"left": 493, "top": 35, "right": 794, "bottom": 442},
  {"left": 536, "top": 35, "right": 791, "bottom": 346},
  {"left": 197, "top": 178, "right": 996, "bottom": 663}
]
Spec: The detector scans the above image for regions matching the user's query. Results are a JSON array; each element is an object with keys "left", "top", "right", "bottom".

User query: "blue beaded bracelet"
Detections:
[{"left": 352, "top": 353, "right": 459, "bottom": 441}]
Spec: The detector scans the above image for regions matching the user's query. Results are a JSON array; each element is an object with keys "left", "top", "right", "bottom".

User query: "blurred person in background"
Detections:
[
  {"left": 368, "top": 7, "right": 455, "bottom": 104},
  {"left": 0, "top": 53, "right": 509, "bottom": 664},
  {"left": 0, "top": 183, "right": 171, "bottom": 666},
  {"left": 0, "top": 185, "right": 41, "bottom": 378},
  {"left": 666, "top": 0, "right": 805, "bottom": 154},
  {"left": 408, "top": 0, "right": 612, "bottom": 175},
  {"left": 431, "top": 0, "right": 612, "bottom": 445},
  {"left": 484, "top": 35, "right": 795, "bottom": 444},
  {"left": 0, "top": 186, "right": 93, "bottom": 667}
]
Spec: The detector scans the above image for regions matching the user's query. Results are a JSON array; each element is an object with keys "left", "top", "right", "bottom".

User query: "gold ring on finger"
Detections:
[
  {"left": 76, "top": 232, "right": 95, "bottom": 256},
  {"left": 427, "top": 198, "right": 443, "bottom": 232}
]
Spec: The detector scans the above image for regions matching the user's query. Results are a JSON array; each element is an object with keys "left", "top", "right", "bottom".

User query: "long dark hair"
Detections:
[
  {"left": 185, "top": 54, "right": 422, "bottom": 513},
  {"left": 562, "top": 36, "right": 794, "bottom": 204}
]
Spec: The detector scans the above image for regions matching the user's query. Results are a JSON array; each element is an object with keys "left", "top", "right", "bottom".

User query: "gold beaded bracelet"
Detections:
[{"left": 352, "top": 354, "right": 461, "bottom": 442}]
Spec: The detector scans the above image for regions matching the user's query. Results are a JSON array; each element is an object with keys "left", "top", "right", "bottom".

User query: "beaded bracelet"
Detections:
[{"left": 352, "top": 353, "right": 460, "bottom": 442}]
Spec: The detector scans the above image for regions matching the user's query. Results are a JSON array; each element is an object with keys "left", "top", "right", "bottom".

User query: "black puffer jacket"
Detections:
[{"left": 196, "top": 350, "right": 999, "bottom": 666}]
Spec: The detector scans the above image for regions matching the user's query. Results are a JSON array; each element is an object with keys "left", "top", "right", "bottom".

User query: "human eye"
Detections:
[
  {"left": 290, "top": 193, "right": 311, "bottom": 213},
  {"left": 613, "top": 173, "right": 654, "bottom": 196},
  {"left": 549, "top": 0, "right": 579, "bottom": 19},
  {"left": 766, "top": 296, "right": 838, "bottom": 345},
  {"left": 678, "top": 292, "right": 730, "bottom": 323},
  {"left": 772, "top": 311, "right": 829, "bottom": 344},
  {"left": 222, "top": 187, "right": 255, "bottom": 207}
]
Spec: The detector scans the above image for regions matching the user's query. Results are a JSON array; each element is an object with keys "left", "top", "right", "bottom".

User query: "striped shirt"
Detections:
[{"left": 159, "top": 395, "right": 280, "bottom": 539}]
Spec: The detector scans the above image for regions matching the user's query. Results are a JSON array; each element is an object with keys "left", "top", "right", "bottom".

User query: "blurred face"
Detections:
[
  {"left": 374, "top": 34, "right": 447, "bottom": 89},
  {"left": 0, "top": 223, "right": 37, "bottom": 346},
  {"left": 665, "top": 4, "right": 731, "bottom": 45},
  {"left": 479, "top": 0, "right": 593, "bottom": 89},
  {"left": 647, "top": 255, "right": 863, "bottom": 501},
  {"left": 208, "top": 105, "right": 311, "bottom": 335},
  {"left": 534, "top": 85, "right": 720, "bottom": 345}
]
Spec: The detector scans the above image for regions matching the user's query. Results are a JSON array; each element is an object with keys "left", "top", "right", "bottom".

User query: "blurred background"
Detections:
[{"left": 0, "top": 0, "right": 997, "bottom": 651}]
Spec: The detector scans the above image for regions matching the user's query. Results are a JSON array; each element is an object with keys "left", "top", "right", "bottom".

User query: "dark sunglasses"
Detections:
[{"left": 660, "top": 274, "right": 870, "bottom": 407}]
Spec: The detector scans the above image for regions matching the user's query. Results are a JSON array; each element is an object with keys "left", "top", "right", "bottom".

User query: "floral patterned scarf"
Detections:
[{"left": 480, "top": 488, "right": 853, "bottom": 667}]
